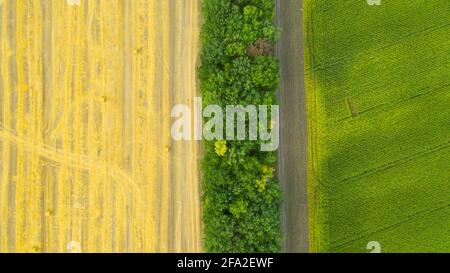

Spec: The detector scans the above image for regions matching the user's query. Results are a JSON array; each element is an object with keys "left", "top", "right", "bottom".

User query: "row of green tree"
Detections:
[{"left": 199, "top": 0, "right": 282, "bottom": 252}]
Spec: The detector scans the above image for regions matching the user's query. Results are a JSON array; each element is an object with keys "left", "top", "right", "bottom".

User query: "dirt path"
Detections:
[
  {"left": 276, "top": 0, "right": 309, "bottom": 253},
  {"left": 0, "top": 0, "right": 201, "bottom": 253}
]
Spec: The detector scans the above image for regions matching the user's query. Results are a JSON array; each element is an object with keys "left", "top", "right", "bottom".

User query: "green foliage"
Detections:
[
  {"left": 214, "top": 140, "right": 228, "bottom": 156},
  {"left": 256, "top": 165, "right": 275, "bottom": 193},
  {"left": 200, "top": 0, "right": 282, "bottom": 252}
]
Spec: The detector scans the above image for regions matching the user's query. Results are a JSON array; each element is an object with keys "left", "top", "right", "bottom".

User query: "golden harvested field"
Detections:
[{"left": 0, "top": 0, "right": 202, "bottom": 252}]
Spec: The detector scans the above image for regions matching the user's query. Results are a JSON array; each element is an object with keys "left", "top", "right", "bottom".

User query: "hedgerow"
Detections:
[{"left": 199, "top": 0, "right": 282, "bottom": 252}]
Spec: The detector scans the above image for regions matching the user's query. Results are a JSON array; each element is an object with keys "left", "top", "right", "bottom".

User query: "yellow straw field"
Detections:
[{"left": 0, "top": 0, "right": 202, "bottom": 253}]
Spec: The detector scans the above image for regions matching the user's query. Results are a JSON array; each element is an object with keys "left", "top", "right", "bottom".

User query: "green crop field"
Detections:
[{"left": 304, "top": 0, "right": 450, "bottom": 252}]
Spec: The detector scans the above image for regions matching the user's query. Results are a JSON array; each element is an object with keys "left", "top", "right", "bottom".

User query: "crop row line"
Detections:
[
  {"left": 330, "top": 201, "right": 450, "bottom": 251},
  {"left": 327, "top": 138, "right": 450, "bottom": 189}
]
